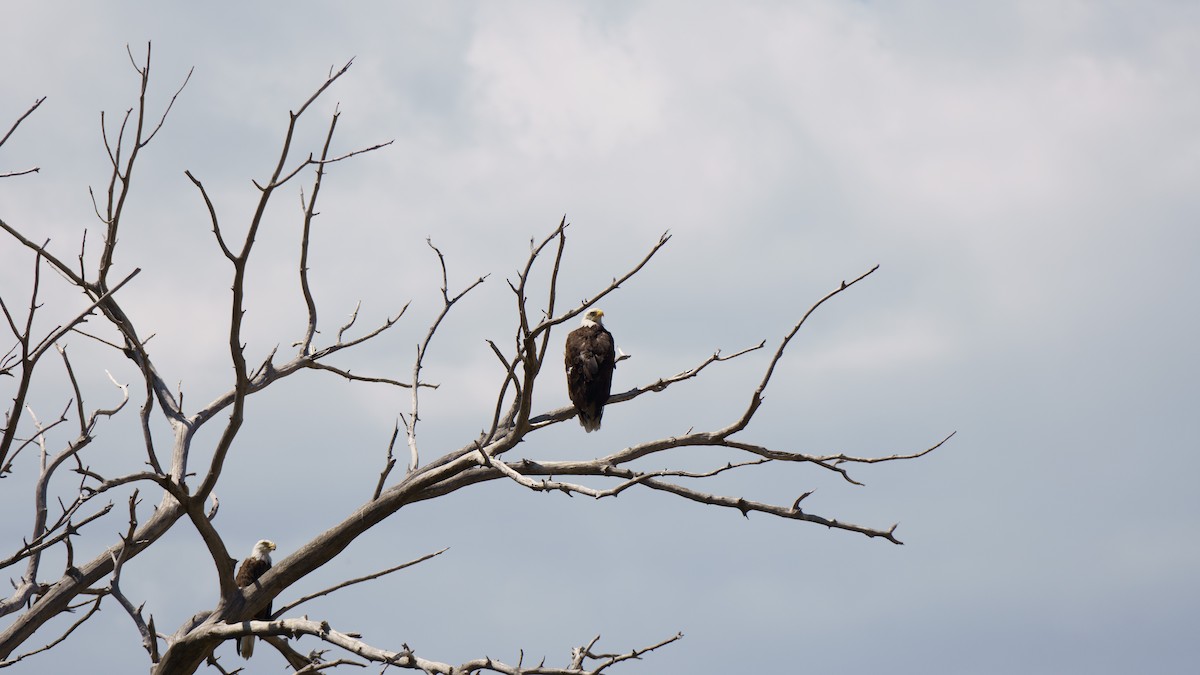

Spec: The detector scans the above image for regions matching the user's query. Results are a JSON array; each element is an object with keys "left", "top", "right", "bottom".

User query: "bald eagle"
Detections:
[
  {"left": 564, "top": 309, "right": 616, "bottom": 432},
  {"left": 235, "top": 539, "right": 276, "bottom": 659}
]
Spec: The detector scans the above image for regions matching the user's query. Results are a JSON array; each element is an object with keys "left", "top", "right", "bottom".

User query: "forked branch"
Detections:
[
  {"left": 402, "top": 240, "right": 487, "bottom": 472},
  {"left": 0, "top": 96, "right": 47, "bottom": 178}
]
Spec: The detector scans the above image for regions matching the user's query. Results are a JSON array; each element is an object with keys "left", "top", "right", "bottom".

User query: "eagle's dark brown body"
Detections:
[{"left": 564, "top": 315, "right": 615, "bottom": 432}]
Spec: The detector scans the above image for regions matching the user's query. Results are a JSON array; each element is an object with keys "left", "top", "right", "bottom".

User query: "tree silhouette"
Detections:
[{"left": 0, "top": 45, "right": 951, "bottom": 674}]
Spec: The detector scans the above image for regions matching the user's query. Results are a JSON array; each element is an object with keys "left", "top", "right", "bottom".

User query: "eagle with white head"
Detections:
[
  {"left": 564, "top": 309, "right": 616, "bottom": 432},
  {"left": 234, "top": 539, "right": 276, "bottom": 659}
]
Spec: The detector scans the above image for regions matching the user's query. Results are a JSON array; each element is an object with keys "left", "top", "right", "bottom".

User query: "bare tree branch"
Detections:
[
  {"left": 727, "top": 264, "right": 880, "bottom": 434},
  {"left": 291, "top": 656, "right": 367, "bottom": 673},
  {"left": 297, "top": 107, "right": 342, "bottom": 356},
  {"left": 272, "top": 547, "right": 448, "bottom": 618},
  {"left": 0, "top": 96, "right": 46, "bottom": 178},
  {"left": 0, "top": 166, "right": 41, "bottom": 179},
  {"left": 0, "top": 501, "right": 113, "bottom": 571},
  {"left": 403, "top": 239, "right": 488, "bottom": 472},
  {"left": 372, "top": 421, "right": 401, "bottom": 501},
  {"left": 107, "top": 491, "right": 160, "bottom": 661},
  {"left": 303, "top": 361, "right": 416, "bottom": 388},
  {"left": 724, "top": 431, "right": 957, "bottom": 486},
  {"left": 184, "top": 170, "right": 234, "bottom": 260},
  {"left": 527, "top": 341, "right": 766, "bottom": 429},
  {"left": 0, "top": 97, "right": 46, "bottom": 149},
  {"left": 196, "top": 618, "right": 682, "bottom": 675},
  {"left": 531, "top": 230, "right": 671, "bottom": 338},
  {"left": 0, "top": 596, "right": 102, "bottom": 668}
]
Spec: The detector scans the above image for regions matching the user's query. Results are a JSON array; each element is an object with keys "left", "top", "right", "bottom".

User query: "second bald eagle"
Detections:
[{"left": 564, "top": 309, "right": 616, "bottom": 432}]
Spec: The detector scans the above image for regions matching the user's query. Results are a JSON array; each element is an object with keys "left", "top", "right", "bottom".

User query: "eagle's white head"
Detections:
[
  {"left": 581, "top": 309, "right": 604, "bottom": 327},
  {"left": 251, "top": 540, "right": 276, "bottom": 562}
]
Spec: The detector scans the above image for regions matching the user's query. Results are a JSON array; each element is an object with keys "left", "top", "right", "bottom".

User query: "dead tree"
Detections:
[{"left": 0, "top": 45, "right": 952, "bottom": 674}]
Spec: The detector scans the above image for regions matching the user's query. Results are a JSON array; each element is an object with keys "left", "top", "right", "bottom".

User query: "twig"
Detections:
[
  {"left": 0, "top": 501, "right": 113, "bottom": 570},
  {"left": 0, "top": 97, "right": 47, "bottom": 177},
  {"left": 530, "top": 231, "right": 671, "bottom": 338},
  {"left": 724, "top": 431, "right": 957, "bottom": 486},
  {"left": 526, "top": 342, "right": 764, "bottom": 428},
  {"left": 0, "top": 96, "right": 46, "bottom": 149},
  {"left": 293, "top": 657, "right": 367, "bottom": 673},
  {"left": 0, "top": 596, "right": 102, "bottom": 667},
  {"left": 639, "top": 475, "right": 906, "bottom": 543},
  {"left": 273, "top": 547, "right": 448, "bottom": 617},
  {"left": 0, "top": 167, "right": 40, "bottom": 179},
  {"left": 372, "top": 422, "right": 400, "bottom": 500},
  {"left": 305, "top": 361, "right": 419, "bottom": 389},
  {"left": 184, "top": 171, "right": 233, "bottom": 260},
  {"left": 730, "top": 264, "right": 879, "bottom": 432}
]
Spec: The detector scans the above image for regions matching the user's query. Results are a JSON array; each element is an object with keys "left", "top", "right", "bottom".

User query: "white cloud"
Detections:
[{"left": 465, "top": 2, "right": 663, "bottom": 159}]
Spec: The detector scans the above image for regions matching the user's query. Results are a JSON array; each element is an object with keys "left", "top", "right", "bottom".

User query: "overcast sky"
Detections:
[{"left": 2, "top": 2, "right": 1198, "bottom": 673}]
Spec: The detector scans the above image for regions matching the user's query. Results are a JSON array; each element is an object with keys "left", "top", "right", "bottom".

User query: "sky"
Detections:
[{"left": 2, "top": 1, "right": 1198, "bottom": 673}]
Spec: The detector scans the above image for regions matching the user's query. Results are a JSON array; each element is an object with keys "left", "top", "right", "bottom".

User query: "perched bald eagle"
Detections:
[
  {"left": 235, "top": 539, "right": 276, "bottom": 659},
  {"left": 564, "top": 309, "right": 616, "bottom": 432}
]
